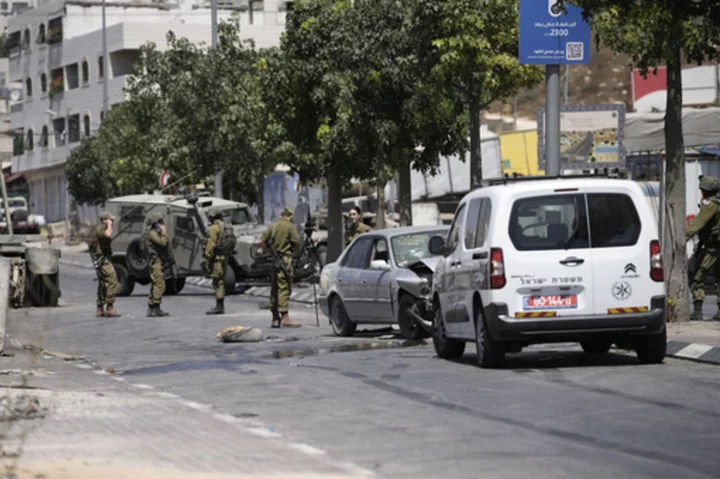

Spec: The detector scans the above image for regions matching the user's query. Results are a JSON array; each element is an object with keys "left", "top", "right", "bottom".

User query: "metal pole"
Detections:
[
  {"left": 545, "top": 64, "right": 561, "bottom": 176},
  {"left": 211, "top": 0, "right": 223, "bottom": 198},
  {"left": 64, "top": 109, "right": 70, "bottom": 243},
  {"left": 1, "top": 163, "right": 14, "bottom": 236},
  {"left": 564, "top": 65, "right": 569, "bottom": 104},
  {"left": 102, "top": 0, "right": 108, "bottom": 118}
]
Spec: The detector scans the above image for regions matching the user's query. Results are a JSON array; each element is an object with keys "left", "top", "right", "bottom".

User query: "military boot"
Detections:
[
  {"left": 147, "top": 306, "right": 154, "bottom": 318},
  {"left": 280, "top": 313, "right": 302, "bottom": 328},
  {"left": 271, "top": 309, "right": 281, "bottom": 329},
  {"left": 96, "top": 306, "right": 105, "bottom": 318},
  {"left": 105, "top": 305, "right": 121, "bottom": 318},
  {"left": 154, "top": 305, "right": 170, "bottom": 317},
  {"left": 206, "top": 299, "right": 225, "bottom": 315},
  {"left": 690, "top": 301, "right": 704, "bottom": 321}
]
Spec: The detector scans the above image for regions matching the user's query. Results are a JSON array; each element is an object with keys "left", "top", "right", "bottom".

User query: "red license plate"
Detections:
[{"left": 523, "top": 295, "right": 578, "bottom": 310}]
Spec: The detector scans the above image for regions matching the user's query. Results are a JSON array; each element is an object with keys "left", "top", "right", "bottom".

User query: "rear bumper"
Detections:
[{"left": 485, "top": 296, "right": 666, "bottom": 342}]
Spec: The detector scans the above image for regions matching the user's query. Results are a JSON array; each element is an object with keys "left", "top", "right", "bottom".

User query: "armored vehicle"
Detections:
[{"left": 106, "top": 193, "right": 318, "bottom": 297}]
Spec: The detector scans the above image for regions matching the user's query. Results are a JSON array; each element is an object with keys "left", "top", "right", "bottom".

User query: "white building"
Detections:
[{"left": 7, "top": 0, "right": 290, "bottom": 225}]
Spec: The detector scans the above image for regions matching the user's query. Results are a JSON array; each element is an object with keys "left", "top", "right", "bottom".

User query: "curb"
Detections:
[
  {"left": 60, "top": 258, "right": 317, "bottom": 305},
  {"left": 666, "top": 340, "right": 720, "bottom": 365}
]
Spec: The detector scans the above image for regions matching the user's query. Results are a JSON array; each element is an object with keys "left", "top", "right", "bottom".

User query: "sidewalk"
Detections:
[
  {"left": 0, "top": 343, "right": 371, "bottom": 479},
  {"left": 666, "top": 321, "right": 720, "bottom": 365}
]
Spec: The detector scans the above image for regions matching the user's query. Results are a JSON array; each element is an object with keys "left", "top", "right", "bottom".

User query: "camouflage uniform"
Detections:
[
  {"left": 205, "top": 208, "right": 227, "bottom": 315},
  {"left": 345, "top": 221, "right": 372, "bottom": 247},
  {"left": 261, "top": 208, "right": 301, "bottom": 328},
  {"left": 145, "top": 213, "right": 170, "bottom": 318},
  {"left": 687, "top": 175, "right": 720, "bottom": 321},
  {"left": 91, "top": 212, "right": 121, "bottom": 317}
]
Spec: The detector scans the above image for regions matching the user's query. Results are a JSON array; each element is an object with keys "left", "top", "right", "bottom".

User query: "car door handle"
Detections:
[
  {"left": 472, "top": 252, "right": 488, "bottom": 260},
  {"left": 450, "top": 260, "right": 462, "bottom": 267},
  {"left": 559, "top": 257, "right": 584, "bottom": 265}
]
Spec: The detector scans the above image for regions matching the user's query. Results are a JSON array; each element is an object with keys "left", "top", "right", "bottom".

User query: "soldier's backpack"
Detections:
[
  {"left": 215, "top": 222, "right": 237, "bottom": 255},
  {"left": 138, "top": 224, "right": 151, "bottom": 258}
]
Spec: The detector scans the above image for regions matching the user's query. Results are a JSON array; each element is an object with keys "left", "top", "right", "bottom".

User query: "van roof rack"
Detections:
[{"left": 485, "top": 168, "right": 626, "bottom": 186}]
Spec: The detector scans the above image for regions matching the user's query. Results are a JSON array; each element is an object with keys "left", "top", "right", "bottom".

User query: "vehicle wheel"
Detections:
[
  {"left": 330, "top": 296, "right": 356, "bottom": 337},
  {"left": 126, "top": 239, "right": 149, "bottom": 277},
  {"left": 636, "top": 328, "right": 667, "bottom": 364},
  {"left": 224, "top": 267, "right": 237, "bottom": 295},
  {"left": 114, "top": 263, "right": 135, "bottom": 297},
  {"left": 432, "top": 304, "right": 465, "bottom": 359},
  {"left": 581, "top": 339, "right": 612, "bottom": 355},
  {"left": 398, "top": 294, "right": 429, "bottom": 340},
  {"left": 474, "top": 306, "right": 504, "bottom": 368},
  {"left": 317, "top": 244, "right": 328, "bottom": 268},
  {"left": 165, "top": 277, "right": 185, "bottom": 295}
]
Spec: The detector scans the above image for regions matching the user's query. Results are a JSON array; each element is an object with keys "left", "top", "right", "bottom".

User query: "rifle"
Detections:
[
  {"left": 264, "top": 241, "right": 291, "bottom": 282},
  {"left": 689, "top": 240, "right": 705, "bottom": 286}
]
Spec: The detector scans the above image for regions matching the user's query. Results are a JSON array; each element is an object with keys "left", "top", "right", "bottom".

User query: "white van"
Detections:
[{"left": 428, "top": 175, "right": 667, "bottom": 368}]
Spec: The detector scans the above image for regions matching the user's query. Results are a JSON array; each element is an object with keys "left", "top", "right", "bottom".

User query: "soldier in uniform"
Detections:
[
  {"left": 145, "top": 213, "right": 170, "bottom": 318},
  {"left": 91, "top": 212, "right": 121, "bottom": 318},
  {"left": 686, "top": 175, "right": 720, "bottom": 321},
  {"left": 261, "top": 208, "right": 302, "bottom": 328},
  {"left": 345, "top": 206, "right": 372, "bottom": 247},
  {"left": 204, "top": 208, "right": 227, "bottom": 315}
]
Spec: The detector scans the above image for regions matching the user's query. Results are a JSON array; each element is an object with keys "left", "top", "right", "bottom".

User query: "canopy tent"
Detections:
[{"left": 625, "top": 107, "right": 720, "bottom": 153}]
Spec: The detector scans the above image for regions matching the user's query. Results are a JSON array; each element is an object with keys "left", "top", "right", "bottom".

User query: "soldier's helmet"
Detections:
[
  {"left": 699, "top": 175, "right": 720, "bottom": 193},
  {"left": 146, "top": 212, "right": 164, "bottom": 225}
]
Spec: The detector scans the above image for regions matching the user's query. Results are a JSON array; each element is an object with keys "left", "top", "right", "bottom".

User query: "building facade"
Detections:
[{"left": 7, "top": 0, "right": 289, "bottom": 225}]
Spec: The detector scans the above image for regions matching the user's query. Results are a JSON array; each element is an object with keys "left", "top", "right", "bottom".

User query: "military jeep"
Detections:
[{"left": 105, "top": 193, "right": 317, "bottom": 297}]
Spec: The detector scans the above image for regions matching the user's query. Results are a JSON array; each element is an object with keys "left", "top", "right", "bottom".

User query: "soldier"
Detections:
[
  {"left": 145, "top": 213, "right": 170, "bottom": 318},
  {"left": 204, "top": 208, "right": 228, "bottom": 315},
  {"left": 261, "top": 207, "right": 302, "bottom": 328},
  {"left": 91, "top": 212, "right": 121, "bottom": 318},
  {"left": 686, "top": 175, "right": 720, "bottom": 321},
  {"left": 345, "top": 206, "right": 372, "bottom": 247}
]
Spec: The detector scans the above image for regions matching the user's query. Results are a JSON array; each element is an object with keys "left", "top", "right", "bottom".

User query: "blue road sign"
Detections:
[{"left": 519, "top": 0, "right": 591, "bottom": 65}]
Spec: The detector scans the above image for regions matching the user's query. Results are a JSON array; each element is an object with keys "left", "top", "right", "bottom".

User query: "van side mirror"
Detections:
[{"left": 428, "top": 236, "right": 445, "bottom": 256}]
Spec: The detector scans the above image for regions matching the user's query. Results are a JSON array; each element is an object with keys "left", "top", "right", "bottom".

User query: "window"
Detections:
[
  {"left": 464, "top": 198, "right": 492, "bottom": 250},
  {"left": 22, "top": 28, "right": 30, "bottom": 49},
  {"left": 37, "top": 24, "right": 46, "bottom": 43},
  {"left": 277, "top": 1, "right": 293, "bottom": 24},
  {"left": 444, "top": 203, "right": 466, "bottom": 255},
  {"left": 25, "top": 129, "right": 33, "bottom": 151},
  {"left": 68, "top": 114, "right": 80, "bottom": 143},
  {"left": 118, "top": 206, "right": 146, "bottom": 234},
  {"left": 7, "top": 31, "right": 21, "bottom": 54},
  {"left": 83, "top": 115, "right": 91, "bottom": 137},
  {"left": 98, "top": 56, "right": 104, "bottom": 80},
  {"left": 81, "top": 60, "right": 89, "bottom": 84},
  {"left": 218, "top": 207, "right": 254, "bottom": 226},
  {"left": 588, "top": 194, "right": 641, "bottom": 248},
  {"left": 392, "top": 230, "right": 446, "bottom": 267},
  {"left": 341, "top": 236, "right": 372, "bottom": 269},
  {"left": 369, "top": 239, "right": 389, "bottom": 264},
  {"left": 47, "top": 17, "right": 62, "bottom": 44},
  {"left": 40, "top": 126, "right": 49, "bottom": 147},
  {"left": 40, "top": 73, "right": 47, "bottom": 93},
  {"left": 52, "top": 117, "right": 66, "bottom": 146},
  {"left": 249, "top": 0, "right": 264, "bottom": 25},
  {"left": 509, "top": 194, "right": 589, "bottom": 251},
  {"left": 25, "top": 78, "right": 32, "bottom": 98},
  {"left": 65, "top": 63, "right": 79, "bottom": 89},
  {"left": 175, "top": 215, "right": 196, "bottom": 234}
]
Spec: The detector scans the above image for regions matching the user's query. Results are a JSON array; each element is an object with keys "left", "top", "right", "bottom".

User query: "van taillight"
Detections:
[
  {"left": 650, "top": 240, "right": 663, "bottom": 282},
  {"left": 490, "top": 247, "right": 506, "bottom": 289}
]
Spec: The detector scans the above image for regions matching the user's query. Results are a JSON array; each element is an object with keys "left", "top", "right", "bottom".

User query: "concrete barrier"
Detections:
[{"left": 0, "top": 257, "right": 10, "bottom": 354}]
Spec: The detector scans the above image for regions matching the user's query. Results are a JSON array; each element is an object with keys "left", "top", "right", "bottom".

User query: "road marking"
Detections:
[
  {"left": 288, "top": 442, "right": 327, "bottom": 456},
  {"left": 181, "top": 399, "right": 211, "bottom": 411},
  {"left": 674, "top": 343, "right": 713, "bottom": 359},
  {"left": 131, "top": 383, "right": 154, "bottom": 390},
  {"left": 247, "top": 426, "right": 282, "bottom": 438}
]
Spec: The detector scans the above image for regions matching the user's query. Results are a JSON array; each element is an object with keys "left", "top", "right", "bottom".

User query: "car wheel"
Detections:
[
  {"left": 224, "top": 267, "right": 237, "bottom": 295},
  {"left": 330, "top": 296, "right": 356, "bottom": 337},
  {"left": 636, "top": 328, "right": 667, "bottom": 364},
  {"left": 580, "top": 339, "right": 612, "bottom": 355},
  {"left": 114, "top": 262, "right": 135, "bottom": 297},
  {"left": 432, "top": 304, "right": 465, "bottom": 359},
  {"left": 474, "top": 306, "right": 504, "bottom": 368},
  {"left": 165, "top": 277, "right": 186, "bottom": 295},
  {"left": 398, "top": 294, "right": 429, "bottom": 340}
]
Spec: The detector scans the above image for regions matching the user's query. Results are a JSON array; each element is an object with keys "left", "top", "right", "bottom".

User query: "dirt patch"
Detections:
[
  {"left": 668, "top": 322, "right": 720, "bottom": 337},
  {"left": 16, "top": 461, "right": 359, "bottom": 479}
]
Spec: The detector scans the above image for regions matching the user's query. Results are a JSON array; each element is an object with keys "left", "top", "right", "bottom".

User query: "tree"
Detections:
[
  {"left": 410, "top": 0, "right": 543, "bottom": 189},
  {"left": 571, "top": 0, "right": 720, "bottom": 322}
]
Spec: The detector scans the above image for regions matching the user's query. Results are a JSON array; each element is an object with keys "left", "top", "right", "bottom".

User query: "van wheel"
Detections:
[
  {"left": 636, "top": 328, "right": 667, "bottom": 364},
  {"left": 114, "top": 263, "right": 135, "bottom": 297},
  {"left": 330, "top": 296, "right": 356, "bottom": 337},
  {"left": 580, "top": 340, "right": 612, "bottom": 355},
  {"left": 398, "top": 294, "right": 429, "bottom": 340},
  {"left": 433, "top": 304, "right": 465, "bottom": 359},
  {"left": 474, "top": 307, "right": 504, "bottom": 368},
  {"left": 224, "top": 268, "right": 237, "bottom": 295}
]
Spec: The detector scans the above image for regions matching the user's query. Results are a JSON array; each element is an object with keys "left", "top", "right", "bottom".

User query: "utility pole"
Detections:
[
  {"left": 64, "top": 109, "right": 71, "bottom": 243},
  {"left": 545, "top": 65, "right": 561, "bottom": 176},
  {"left": 564, "top": 65, "right": 570, "bottom": 104},
  {"left": 211, "top": 0, "right": 223, "bottom": 198},
  {"left": 102, "top": 0, "right": 108, "bottom": 118}
]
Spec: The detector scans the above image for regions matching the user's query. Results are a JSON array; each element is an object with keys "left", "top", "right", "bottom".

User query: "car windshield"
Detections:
[
  {"left": 218, "top": 207, "right": 255, "bottom": 226},
  {"left": 391, "top": 230, "right": 446, "bottom": 267},
  {"left": 8, "top": 199, "right": 24, "bottom": 208}
]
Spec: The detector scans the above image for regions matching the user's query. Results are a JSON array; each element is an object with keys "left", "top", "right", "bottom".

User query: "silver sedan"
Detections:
[{"left": 318, "top": 226, "right": 449, "bottom": 338}]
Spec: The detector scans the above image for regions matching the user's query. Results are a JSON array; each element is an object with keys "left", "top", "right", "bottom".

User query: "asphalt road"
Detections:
[{"left": 7, "top": 265, "right": 720, "bottom": 479}]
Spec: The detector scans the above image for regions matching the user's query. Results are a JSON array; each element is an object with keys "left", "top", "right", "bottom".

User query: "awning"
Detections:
[
  {"left": 697, "top": 147, "right": 720, "bottom": 156},
  {"left": 3, "top": 172, "right": 25, "bottom": 184}
]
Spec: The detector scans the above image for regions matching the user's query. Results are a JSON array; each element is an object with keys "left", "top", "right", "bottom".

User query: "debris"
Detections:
[
  {"left": 0, "top": 394, "right": 47, "bottom": 421},
  {"left": 217, "top": 326, "right": 264, "bottom": 343},
  {"left": 40, "top": 350, "right": 85, "bottom": 361}
]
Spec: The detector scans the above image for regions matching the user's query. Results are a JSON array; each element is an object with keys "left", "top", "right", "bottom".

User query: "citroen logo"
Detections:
[{"left": 624, "top": 263, "right": 637, "bottom": 274}]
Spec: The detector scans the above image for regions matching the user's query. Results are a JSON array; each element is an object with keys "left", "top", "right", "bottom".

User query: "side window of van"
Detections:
[
  {"left": 446, "top": 203, "right": 466, "bottom": 254},
  {"left": 463, "top": 198, "right": 492, "bottom": 250},
  {"left": 588, "top": 193, "right": 641, "bottom": 247}
]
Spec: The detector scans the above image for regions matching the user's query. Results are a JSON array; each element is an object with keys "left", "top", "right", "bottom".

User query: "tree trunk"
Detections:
[
  {"left": 376, "top": 149, "right": 387, "bottom": 230},
  {"left": 256, "top": 172, "right": 265, "bottom": 224},
  {"left": 469, "top": 94, "right": 483, "bottom": 189},
  {"left": 326, "top": 169, "right": 344, "bottom": 264},
  {"left": 664, "top": 44, "right": 688, "bottom": 323},
  {"left": 397, "top": 161, "right": 412, "bottom": 226}
]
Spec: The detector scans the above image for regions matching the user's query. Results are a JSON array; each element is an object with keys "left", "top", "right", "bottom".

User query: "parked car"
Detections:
[
  {"left": 0, "top": 196, "right": 46, "bottom": 234},
  {"left": 428, "top": 175, "right": 667, "bottom": 368},
  {"left": 318, "top": 225, "right": 449, "bottom": 338}
]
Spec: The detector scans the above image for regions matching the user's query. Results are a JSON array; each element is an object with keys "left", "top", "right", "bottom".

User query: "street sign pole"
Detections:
[{"left": 545, "top": 65, "right": 561, "bottom": 176}]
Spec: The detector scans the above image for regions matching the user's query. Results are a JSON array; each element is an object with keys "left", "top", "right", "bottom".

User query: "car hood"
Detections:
[
  {"left": 233, "top": 223, "right": 267, "bottom": 242},
  {"left": 415, "top": 256, "right": 440, "bottom": 272}
]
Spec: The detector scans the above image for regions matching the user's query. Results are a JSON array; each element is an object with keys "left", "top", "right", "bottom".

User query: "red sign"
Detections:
[
  {"left": 159, "top": 170, "right": 170, "bottom": 189},
  {"left": 523, "top": 295, "right": 578, "bottom": 310}
]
